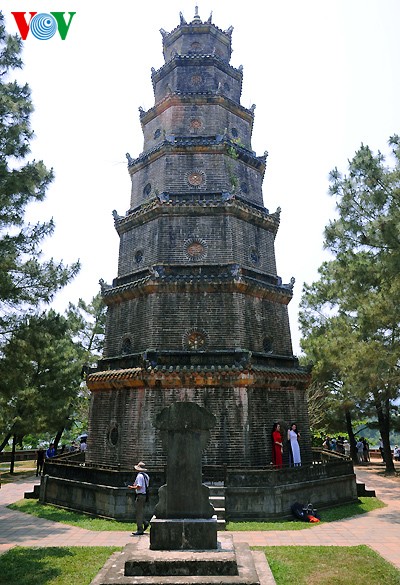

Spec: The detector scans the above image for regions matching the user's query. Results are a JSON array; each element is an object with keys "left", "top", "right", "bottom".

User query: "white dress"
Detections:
[{"left": 289, "top": 429, "right": 301, "bottom": 466}]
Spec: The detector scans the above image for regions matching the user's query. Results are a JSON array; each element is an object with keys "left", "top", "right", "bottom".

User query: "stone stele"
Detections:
[{"left": 150, "top": 401, "right": 218, "bottom": 550}]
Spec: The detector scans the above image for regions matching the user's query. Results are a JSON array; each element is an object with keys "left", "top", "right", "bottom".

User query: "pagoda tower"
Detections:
[{"left": 86, "top": 10, "right": 311, "bottom": 469}]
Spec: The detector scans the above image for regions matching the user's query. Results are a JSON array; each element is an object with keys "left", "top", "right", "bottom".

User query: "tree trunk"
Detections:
[
  {"left": 0, "top": 432, "right": 12, "bottom": 453},
  {"left": 345, "top": 408, "right": 358, "bottom": 464},
  {"left": 10, "top": 434, "right": 16, "bottom": 474},
  {"left": 53, "top": 428, "right": 64, "bottom": 453},
  {"left": 375, "top": 395, "right": 395, "bottom": 473}
]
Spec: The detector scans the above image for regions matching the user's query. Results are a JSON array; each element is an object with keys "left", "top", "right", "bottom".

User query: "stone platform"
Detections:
[{"left": 90, "top": 534, "right": 270, "bottom": 585}]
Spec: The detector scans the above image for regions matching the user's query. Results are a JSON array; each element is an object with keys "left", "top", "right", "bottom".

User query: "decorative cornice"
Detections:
[
  {"left": 151, "top": 54, "right": 242, "bottom": 90},
  {"left": 127, "top": 136, "right": 266, "bottom": 176},
  {"left": 114, "top": 193, "right": 280, "bottom": 236},
  {"left": 139, "top": 94, "right": 254, "bottom": 128},
  {"left": 101, "top": 263, "right": 294, "bottom": 306},
  {"left": 86, "top": 363, "right": 311, "bottom": 391}
]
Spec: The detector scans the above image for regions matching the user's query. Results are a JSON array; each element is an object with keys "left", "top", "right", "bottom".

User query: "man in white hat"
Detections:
[{"left": 128, "top": 461, "right": 150, "bottom": 535}]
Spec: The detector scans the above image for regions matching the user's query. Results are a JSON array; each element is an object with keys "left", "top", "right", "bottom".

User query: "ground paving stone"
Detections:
[{"left": 0, "top": 465, "right": 399, "bottom": 572}]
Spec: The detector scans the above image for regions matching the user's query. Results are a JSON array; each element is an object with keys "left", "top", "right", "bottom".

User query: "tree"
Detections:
[
  {"left": 299, "top": 137, "right": 400, "bottom": 472},
  {"left": 0, "top": 310, "right": 83, "bottom": 465},
  {"left": 0, "top": 12, "right": 79, "bottom": 341}
]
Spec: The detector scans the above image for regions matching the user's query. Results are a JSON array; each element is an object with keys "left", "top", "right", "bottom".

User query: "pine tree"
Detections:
[
  {"left": 0, "top": 12, "right": 79, "bottom": 340},
  {"left": 299, "top": 137, "right": 400, "bottom": 472}
]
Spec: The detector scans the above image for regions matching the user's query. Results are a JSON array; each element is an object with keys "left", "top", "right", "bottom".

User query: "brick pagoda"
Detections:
[{"left": 86, "top": 9, "right": 311, "bottom": 469}]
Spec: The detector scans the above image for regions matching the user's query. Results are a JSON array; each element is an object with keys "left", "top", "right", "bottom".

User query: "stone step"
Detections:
[
  {"left": 356, "top": 482, "right": 376, "bottom": 498},
  {"left": 209, "top": 495, "right": 225, "bottom": 506}
]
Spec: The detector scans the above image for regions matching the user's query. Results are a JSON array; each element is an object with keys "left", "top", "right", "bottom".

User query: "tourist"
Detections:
[
  {"left": 343, "top": 440, "right": 350, "bottom": 457},
  {"left": 46, "top": 443, "right": 56, "bottom": 459},
  {"left": 336, "top": 436, "right": 345, "bottom": 455},
  {"left": 330, "top": 437, "right": 337, "bottom": 452},
  {"left": 323, "top": 436, "right": 331, "bottom": 450},
  {"left": 379, "top": 437, "right": 385, "bottom": 462},
  {"left": 356, "top": 438, "right": 364, "bottom": 463},
  {"left": 271, "top": 423, "right": 283, "bottom": 469},
  {"left": 128, "top": 461, "right": 150, "bottom": 535},
  {"left": 80, "top": 439, "right": 87, "bottom": 452},
  {"left": 394, "top": 445, "right": 400, "bottom": 462},
  {"left": 287, "top": 423, "right": 301, "bottom": 466},
  {"left": 36, "top": 447, "right": 45, "bottom": 476},
  {"left": 363, "top": 438, "right": 370, "bottom": 462}
]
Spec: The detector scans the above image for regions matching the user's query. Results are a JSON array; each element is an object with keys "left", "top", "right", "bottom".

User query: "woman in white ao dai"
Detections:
[{"left": 288, "top": 423, "right": 301, "bottom": 466}]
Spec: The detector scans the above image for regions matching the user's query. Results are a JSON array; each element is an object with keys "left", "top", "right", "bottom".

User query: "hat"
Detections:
[{"left": 134, "top": 461, "right": 148, "bottom": 472}]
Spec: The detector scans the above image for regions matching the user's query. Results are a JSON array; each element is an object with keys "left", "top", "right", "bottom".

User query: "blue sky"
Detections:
[{"left": 4, "top": 0, "right": 400, "bottom": 354}]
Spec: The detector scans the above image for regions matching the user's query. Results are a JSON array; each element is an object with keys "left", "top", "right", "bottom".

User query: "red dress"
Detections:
[{"left": 272, "top": 430, "right": 283, "bottom": 468}]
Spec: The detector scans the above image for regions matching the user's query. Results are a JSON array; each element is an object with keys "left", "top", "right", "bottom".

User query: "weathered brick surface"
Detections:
[
  {"left": 87, "top": 385, "right": 311, "bottom": 468},
  {"left": 142, "top": 102, "right": 252, "bottom": 150},
  {"left": 117, "top": 214, "right": 277, "bottom": 278}
]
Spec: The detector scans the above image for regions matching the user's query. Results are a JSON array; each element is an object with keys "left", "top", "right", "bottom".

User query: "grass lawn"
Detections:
[
  {"left": 226, "top": 497, "right": 386, "bottom": 530},
  {"left": 0, "top": 546, "right": 120, "bottom": 585},
  {"left": 8, "top": 499, "right": 132, "bottom": 531},
  {"left": 9, "top": 496, "right": 385, "bottom": 532},
  {"left": 259, "top": 545, "right": 400, "bottom": 584}
]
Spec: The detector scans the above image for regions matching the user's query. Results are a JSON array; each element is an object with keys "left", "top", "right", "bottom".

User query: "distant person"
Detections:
[
  {"left": 394, "top": 445, "right": 400, "bottom": 462},
  {"left": 379, "top": 437, "right": 385, "bottom": 462},
  {"left": 336, "top": 436, "right": 344, "bottom": 455},
  {"left": 330, "top": 437, "right": 337, "bottom": 452},
  {"left": 363, "top": 438, "right": 370, "bottom": 462},
  {"left": 343, "top": 440, "right": 350, "bottom": 457},
  {"left": 323, "top": 436, "right": 331, "bottom": 450},
  {"left": 36, "top": 447, "right": 45, "bottom": 476},
  {"left": 287, "top": 423, "right": 301, "bottom": 466},
  {"left": 356, "top": 438, "right": 364, "bottom": 463},
  {"left": 46, "top": 443, "right": 56, "bottom": 459},
  {"left": 80, "top": 439, "right": 87, "bottom": 452},
  {"left": 128, "top": 461, "right": 150, "bottom": 536},
  {"left": 271, "top": 423, "right": 283, "bottom": 469}
]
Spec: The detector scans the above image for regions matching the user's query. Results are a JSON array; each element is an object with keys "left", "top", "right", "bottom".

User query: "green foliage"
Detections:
[
  {"left": 0, "top": 12, "right": 79, "bottom": 341},
  {"left": 260, "top": 545, "right": 400, "bottom": 585},
  {"left": 0, "top": 547, "right": 121, "bottom": 585},
  {"left": 299, "top": 137, "right": 400, "bottom": 469},
  {"left": 0, "top": 311, "right": 83, "bottom": 442}
]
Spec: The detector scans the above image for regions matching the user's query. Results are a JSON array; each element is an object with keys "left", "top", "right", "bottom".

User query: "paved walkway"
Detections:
[{"left": 0, "top": 466, "right": 399, "bottom": 571}]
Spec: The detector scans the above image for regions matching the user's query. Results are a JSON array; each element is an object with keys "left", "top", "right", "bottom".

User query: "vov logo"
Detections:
[{"left": 11, "top": 12, "right": 76, "bottom": 40}]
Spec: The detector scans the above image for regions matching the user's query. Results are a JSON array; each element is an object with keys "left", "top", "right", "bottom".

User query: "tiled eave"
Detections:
[
  {"left": 86, "top": 365, "right": 311, "bottom": 391},
  {"left": 100, "top": 267, "right": 294, "bottom": 306},
  {"left": 127, "top": 137, "right": 267, "bottom": 177},
  {"left": 151, "top": 54, "right": 242, "bottom": 89},
  {"left": 140, "top": 94, "right": 254, "bottom": 128},
  {"left": 114, "top": 195, "right": 280, "bottom": 236}
]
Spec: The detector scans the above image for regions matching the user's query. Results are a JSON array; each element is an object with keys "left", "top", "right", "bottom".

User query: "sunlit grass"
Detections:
[
  {"left": 227, "top": 497, "right": 386, "bottom": 531},
  {"left": 0, "top": 547, "right": 121, "bottom": 585},
  {"left": 259, "top": 545, "right": 400, "bottom": 584},
  {"left": 8, "top": 499, "right": 132, "bottom": 531}
]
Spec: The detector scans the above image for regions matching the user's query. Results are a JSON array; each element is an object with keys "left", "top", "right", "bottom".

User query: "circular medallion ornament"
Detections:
[
  {"left": 183, "top": 328, "right": 208, "bottom": 351},
  {"left": 191, "top": 74, "right": 203, "bottom": 86},
  {"left": 187, "top": 171, "right": 205, "bottom": 187},
  {"left": 143, "top": 183, "right": 152, "bottom": 196},
  {"left": 191, "top": 42, "right": 202, "bottom": 51},
  {"left": 190, "top": 118, "right": 203, "bottom": 131},
  {"left": 185, "top": 237, "right": 208, "bottom": 261}
]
